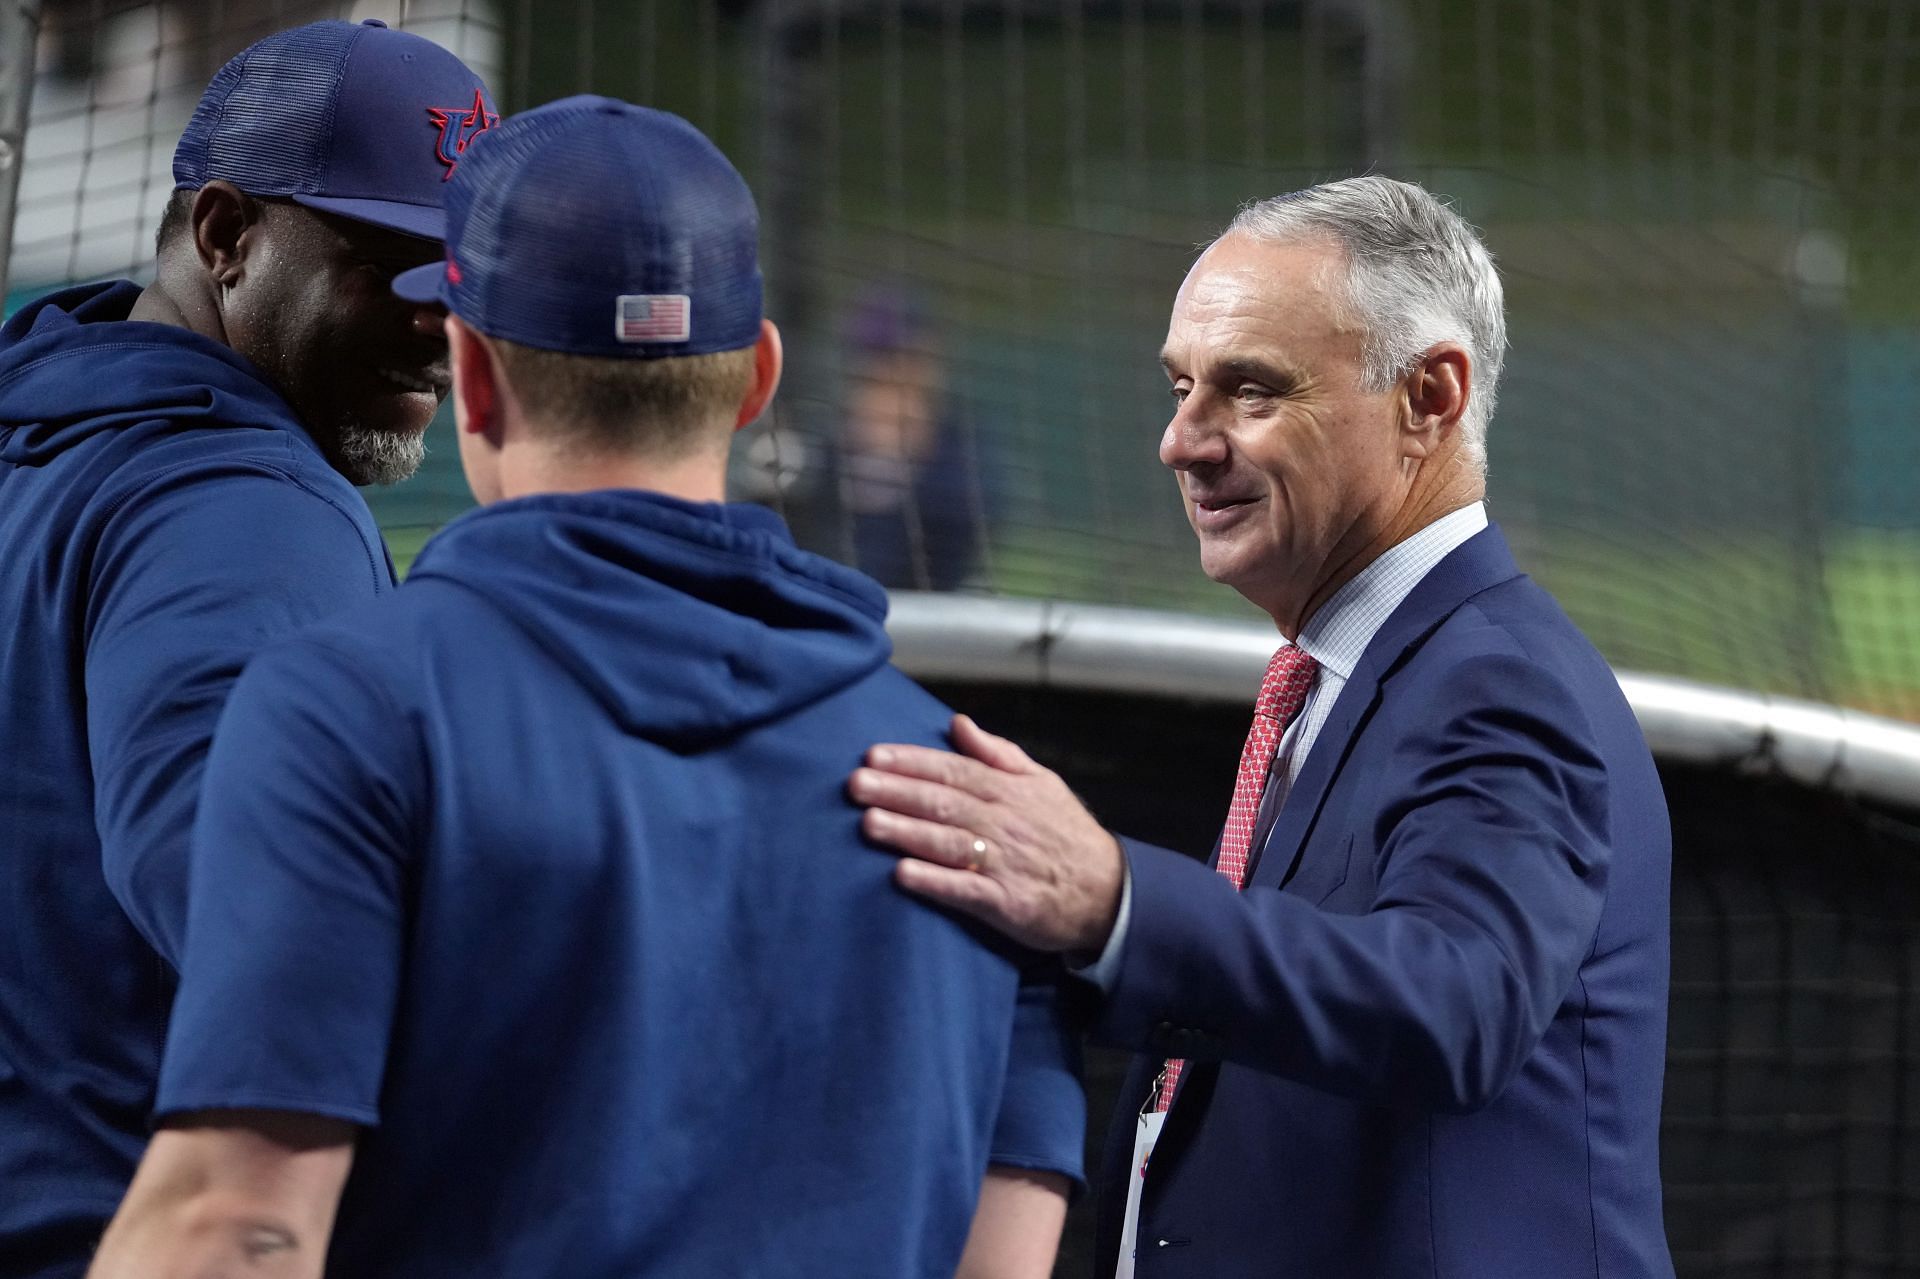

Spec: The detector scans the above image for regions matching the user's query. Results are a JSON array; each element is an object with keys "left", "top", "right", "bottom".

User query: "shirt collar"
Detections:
[{"left": 1293, "top": 502, "right": 1489, "bottom": 680}]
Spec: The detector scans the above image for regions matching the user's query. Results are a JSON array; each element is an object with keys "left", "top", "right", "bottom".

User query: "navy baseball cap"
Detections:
[
  {"left": 173, "top": 19, "right": 497, "bottom": 241},
  {"left": 391, "top": 95, "right": 763, "bottom": 359}
]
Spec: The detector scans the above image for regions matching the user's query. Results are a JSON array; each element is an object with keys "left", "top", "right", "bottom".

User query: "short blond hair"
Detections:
[{"left": 493, "top": 338, "right": 757, "bottom": 457}]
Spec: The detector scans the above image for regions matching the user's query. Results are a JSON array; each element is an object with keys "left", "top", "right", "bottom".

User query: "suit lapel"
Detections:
[
  {"left": 1143, "top": 526, "right": 1526, "bottom": 1184},
  {"left": 1247, "top": 524, "right": 1526, "bottom": 891},
  {"left": 1248, "top": 679, "right": 1379, "bottom": 890}
]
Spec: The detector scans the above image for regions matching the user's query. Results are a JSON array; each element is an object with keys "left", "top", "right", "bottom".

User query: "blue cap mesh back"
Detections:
[
  {"left": 170, "top": 55, "right": 245, "bottom": 186},
  {"left": 173, "top": 22, "right": 359, "bottom": 194},
  {"left": 439, "top": 97, "right": 761, "bottom": 358}
]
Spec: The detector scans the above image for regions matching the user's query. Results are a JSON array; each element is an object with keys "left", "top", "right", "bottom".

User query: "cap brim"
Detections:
[
  {"left": 292, "top": 193, "right": 445, "bottom": 242},
  {"left": 391, "top": 261, "right": 451, "bottom": 305}
]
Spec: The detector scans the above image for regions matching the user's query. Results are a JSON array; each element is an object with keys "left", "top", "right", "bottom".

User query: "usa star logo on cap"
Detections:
[{"left": 428, "top": 89, "right": 500, "bottom": 180}]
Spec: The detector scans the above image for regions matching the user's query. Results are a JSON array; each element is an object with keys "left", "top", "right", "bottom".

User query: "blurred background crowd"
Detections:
[{"left": 11, "top": 0, "right": 1920, "bottom": 722}]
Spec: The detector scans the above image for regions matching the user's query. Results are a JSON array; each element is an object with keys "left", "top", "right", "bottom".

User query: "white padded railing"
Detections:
[{"left": 886, "top": 593, "right": 1920, "bottom": 811}]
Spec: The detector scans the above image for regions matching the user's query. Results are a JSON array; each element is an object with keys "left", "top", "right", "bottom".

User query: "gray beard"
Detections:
[{"left": 334, "top": 422, "right": 427, "bottom": 487}]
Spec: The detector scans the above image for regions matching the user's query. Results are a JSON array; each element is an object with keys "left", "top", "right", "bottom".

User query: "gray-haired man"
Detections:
[{"left": 850, "top": 177, "right": 1675, "bottom": 1278}]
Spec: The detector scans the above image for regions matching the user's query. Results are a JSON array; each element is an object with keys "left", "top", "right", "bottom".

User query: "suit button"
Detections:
[{"left": 1151, "top": 1021, "right": 1176, "bottom": 1050}]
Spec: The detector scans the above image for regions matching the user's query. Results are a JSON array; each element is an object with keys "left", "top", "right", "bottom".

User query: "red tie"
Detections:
[{"left": 1155, "top": 644, "right": 1319, "bottom": 1112}]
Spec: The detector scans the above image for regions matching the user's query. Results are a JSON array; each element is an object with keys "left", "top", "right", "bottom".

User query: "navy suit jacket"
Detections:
[{"left": 1092, "top": 525, "right": 1674, "bottom": 1278}]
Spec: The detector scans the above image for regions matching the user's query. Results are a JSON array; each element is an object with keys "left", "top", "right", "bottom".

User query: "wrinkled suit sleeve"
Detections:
[{"left": 1092, "top": 652, "right": 1613, "bottom": 1113}]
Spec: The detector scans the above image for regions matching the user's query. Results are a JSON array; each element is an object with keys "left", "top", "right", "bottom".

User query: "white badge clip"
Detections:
[{"left": 1114, "top": 1075, "right": 1170, "bottom": 1279}]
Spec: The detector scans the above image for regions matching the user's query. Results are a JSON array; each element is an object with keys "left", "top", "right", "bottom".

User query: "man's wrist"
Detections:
[
  {"left": 1066, "top": 839, "right": 1132, "bottom": 992},
  {"left": 1066, "top": 832, "right": 1127, "bottom": 953}
]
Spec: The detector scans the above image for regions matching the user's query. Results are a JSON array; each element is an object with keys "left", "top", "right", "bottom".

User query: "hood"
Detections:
[
  {"left": 0, "top": 281, "right": 311, "bottom": 464},
  {"left": 408, "top": 489, "right": 896, "bottom": 746}
]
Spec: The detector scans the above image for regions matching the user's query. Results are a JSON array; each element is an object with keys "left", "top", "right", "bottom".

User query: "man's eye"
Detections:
[
  {"left": 1235, "top": 384, "right": 1273, "bottom": 402},
  {"left": 1169, "top": 385, "right": 1190, "bottom": 404}
]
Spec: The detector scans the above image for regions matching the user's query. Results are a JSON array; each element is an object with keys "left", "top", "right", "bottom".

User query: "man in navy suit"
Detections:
[{"left": 850, "top": 176, "right": 1675, "bottom": 1277}]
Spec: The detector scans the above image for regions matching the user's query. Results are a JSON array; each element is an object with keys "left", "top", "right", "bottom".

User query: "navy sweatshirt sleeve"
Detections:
[
  {"left": 989, "top": 967, "right": 1087, "bottom": 1186},
  {"left": 84, "top": 466, "right": 391, "bottom": 967},
  {"left": 158, "top": 637, "right": 413, "bottom": 1124}
]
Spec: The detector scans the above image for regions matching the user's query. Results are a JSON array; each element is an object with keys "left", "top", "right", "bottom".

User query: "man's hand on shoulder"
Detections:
[{"left": 849, "top": 714, "right": 1125, "bottom": 954}]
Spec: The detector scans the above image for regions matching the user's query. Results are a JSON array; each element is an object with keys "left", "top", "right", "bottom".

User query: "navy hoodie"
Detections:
[
  {"left": 159, "top": 490, "right": 1084, "bottom": 1277},
  {"left": 0, "top": 282, "right": 392, "bottom": 1276}
]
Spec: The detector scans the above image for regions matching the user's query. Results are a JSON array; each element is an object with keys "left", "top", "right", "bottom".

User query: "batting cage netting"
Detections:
[
  {"left": 5, "top": 2, "right": 1920, "bottom": 1276},
  {"left": 891, "top": 595, "right": 1920, "bottom": 1278}
]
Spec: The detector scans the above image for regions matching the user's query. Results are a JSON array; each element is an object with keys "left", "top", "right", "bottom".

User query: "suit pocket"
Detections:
[{"left": 1283, "top": 833, "right": 1355, "bottom": 905}]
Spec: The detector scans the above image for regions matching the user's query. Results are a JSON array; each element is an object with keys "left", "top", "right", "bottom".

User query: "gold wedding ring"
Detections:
[{"left": 968, "top": 837, "right": 989, "bottom": 872}]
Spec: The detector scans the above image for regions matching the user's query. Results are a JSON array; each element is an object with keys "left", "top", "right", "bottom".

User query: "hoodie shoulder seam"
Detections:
[
  {"left": 267, "top": 629, "right": 429, "bottom": 854},
  {"left": 99, "top": 455, "right": 388, "bottom": 594}
]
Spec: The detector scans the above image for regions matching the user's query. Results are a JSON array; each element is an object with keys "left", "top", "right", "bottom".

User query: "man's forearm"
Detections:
[
  {"left": 956, "top": 1166, "right": 1071, "bottom": 1279},
  {"left": 87, "top": 1113, "right": 355, "bottom": 1279},
  {"left": 89, "top": 1195, "right": 324, "bottom": 1279}
]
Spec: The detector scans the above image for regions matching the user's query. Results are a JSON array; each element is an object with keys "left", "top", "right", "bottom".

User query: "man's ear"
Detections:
[
  {"left": 735, "top": 319, "right": 785, "bottom": 430},
  {"left": 447, "top": 315, "right": 502, "bottom": 442},
  {"left": 1402, "top": 342, "right": 1471, "bottom": 459},
  {"left": 189, "top": 181, "right": 258, "bottom": 287}
]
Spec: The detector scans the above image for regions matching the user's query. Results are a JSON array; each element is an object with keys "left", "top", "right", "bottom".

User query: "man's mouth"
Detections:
[
  {"left": 376, "top": 367, "right": 450, "bottom": 397},
  {"left": 1190, "top": 493, "right": 1259, "bottom": 529}
]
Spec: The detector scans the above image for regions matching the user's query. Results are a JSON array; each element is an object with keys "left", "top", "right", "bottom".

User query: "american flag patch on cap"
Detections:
[{"left": 615, "top": 294, "right": 691, "bottom": 343}]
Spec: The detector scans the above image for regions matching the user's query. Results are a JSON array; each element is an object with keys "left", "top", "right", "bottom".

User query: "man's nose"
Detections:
[
  {"left": 1160, "top": 396, "right": 1228, "bottom": 471},
  {"left": 409, "top": 304, "right": 447, "bottom": 341}
]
